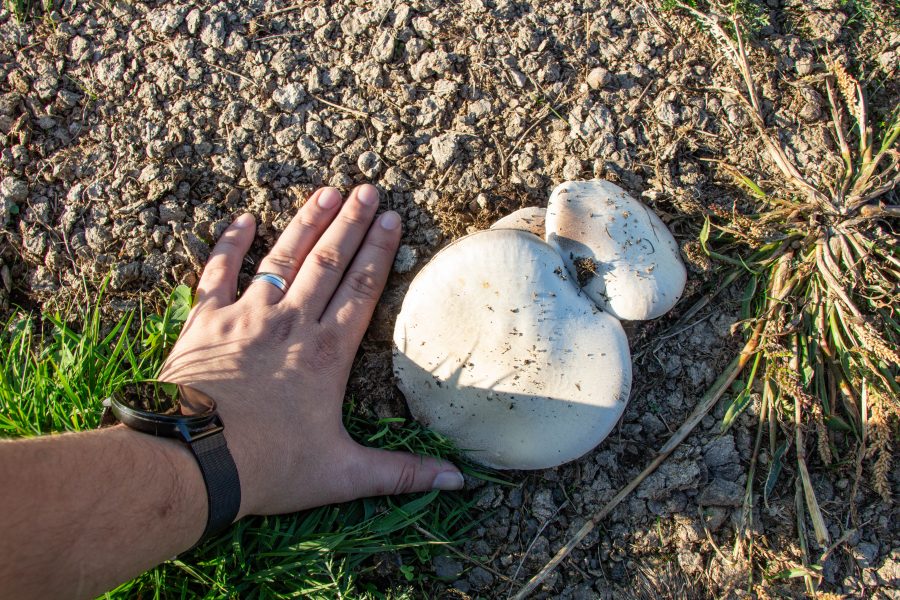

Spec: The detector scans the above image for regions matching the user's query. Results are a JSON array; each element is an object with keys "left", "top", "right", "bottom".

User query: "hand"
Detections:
[{"left": 160, "top": 184, "right": 463, "bottom": 519}]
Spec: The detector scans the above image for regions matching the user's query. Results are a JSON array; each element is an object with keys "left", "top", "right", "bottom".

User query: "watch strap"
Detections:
[{"left": 189, "top": 428, "right": 241, "bottom": 541}]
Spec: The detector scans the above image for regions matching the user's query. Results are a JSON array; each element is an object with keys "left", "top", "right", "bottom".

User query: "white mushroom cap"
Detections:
[
  {"left": 490, "top": 206, "right": 546, "bottom": 237},
  {"left": 393, "top": 229, "right": 632, "bottom": 470},
  {"left": 546, "top": 180, "right": 687, "bottom": 321}
]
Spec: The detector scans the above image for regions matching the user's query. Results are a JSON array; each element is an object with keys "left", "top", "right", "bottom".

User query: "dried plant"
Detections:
[{"left": 675, "top": 1, "right": 898, "bottom": 594}]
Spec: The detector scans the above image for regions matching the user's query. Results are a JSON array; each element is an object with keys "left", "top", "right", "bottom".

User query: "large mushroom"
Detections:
[
  {"left": 545, "top": 180, "right": 686, "bottom": 321},
  {"left": 393, "top": 229, "right": 631, "bottom": 470},
  {"left": 393, "top": 180, "right": 685, "bottom": 470}
]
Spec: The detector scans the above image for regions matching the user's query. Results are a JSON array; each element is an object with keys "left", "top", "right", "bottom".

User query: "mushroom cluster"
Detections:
[{"left": 393, "top": 180, "right": 686, "bottom": 470}]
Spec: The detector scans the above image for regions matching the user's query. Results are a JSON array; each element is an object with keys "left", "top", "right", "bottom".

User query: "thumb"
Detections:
[{"left": 351, "top": 446, "right": 465, "bottom": 498}]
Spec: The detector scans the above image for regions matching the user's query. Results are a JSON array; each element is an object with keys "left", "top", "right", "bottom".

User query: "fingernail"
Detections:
[
  {"left": 317, "top": 187, "right": 341, "bottom": 209},
  {"left": 431, "top": 471, "right": 464, "bottom": 491},
  {"left": 357, "top": 184, "right": 379, "bottom": 206},
  {"left": 379, "top": 211, "right": 401, "bottom": 230},
  {"left": 233, "top": 213, "right": 254, "bottom": 228}
]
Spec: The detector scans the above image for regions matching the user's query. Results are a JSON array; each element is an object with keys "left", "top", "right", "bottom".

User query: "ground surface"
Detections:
[{"left": 1, "top": 0, "right": 898, "bottom": 598}]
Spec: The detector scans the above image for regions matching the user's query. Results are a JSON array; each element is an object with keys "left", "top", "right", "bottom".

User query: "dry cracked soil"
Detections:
[{"left": 1, "top": 0, "right": 898, "bottom": 598}]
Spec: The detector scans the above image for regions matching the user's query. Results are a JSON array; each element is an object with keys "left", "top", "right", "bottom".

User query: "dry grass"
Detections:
[{"left": 674, "top": 1, "right": 898, "bottom": 594}]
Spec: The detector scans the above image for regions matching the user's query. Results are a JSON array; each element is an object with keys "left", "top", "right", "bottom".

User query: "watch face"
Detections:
[
  {"left": 116, "top": 381, "right": 215, "bottom": 416},
  {"left": 117, "top": 381, "right": 181, "bottom": 414}
]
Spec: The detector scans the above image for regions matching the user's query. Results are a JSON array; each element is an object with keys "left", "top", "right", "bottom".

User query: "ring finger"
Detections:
[{"left": 242, "top": 187, "right": 343, "bottom": 305}]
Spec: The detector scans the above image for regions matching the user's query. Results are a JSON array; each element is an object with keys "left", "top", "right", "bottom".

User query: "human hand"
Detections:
[{"left": 159, "top": 185, "right": 463, "bottom": 519}]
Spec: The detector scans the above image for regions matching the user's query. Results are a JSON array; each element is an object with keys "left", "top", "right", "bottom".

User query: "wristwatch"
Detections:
[{"left": 101, "top": 381, "right": 241, "bottom": 543}]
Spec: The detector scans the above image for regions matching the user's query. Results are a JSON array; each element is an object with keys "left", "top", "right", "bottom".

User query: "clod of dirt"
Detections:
[
  {"left": 572, "top": 255, "right": 599, "bottom": 288},
  {"left": 393, "top": 229, "right": 631, "bottom": 470},
  {"left": 546, "top": 180, "right": 687, "bottom": 321}
]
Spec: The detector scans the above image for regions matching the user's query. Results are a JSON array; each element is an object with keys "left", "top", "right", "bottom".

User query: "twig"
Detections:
[
  {"left": 794, "top": 478, "right": 819, "bottom": 595},
  {"left": 501, "top": 106, "right": 551, "bottom": 172},
  {"left": 734, "top": 377, "right": 770, "bottom": 558},
  {"left": 205, "top": 62, "right": 258, "bottom": 87},
  {"left": 412, "top": 524, "right": 515, "bottom": 584},
  {"left": 819, "top": 528, "right": 856, "bottom": 564},
  {"left": 309, "top": 93, "right": 370, "bottom": 119},
  {"left": 507, "top": 499, "right": 570, "bottom": 596},
  {"left": 254, "top": 32, "right": 307, "bottom": 42},
  {"left": 794, "top": 369, "right": 831, "bottom": 546},
  {"left": 849, "top": 379, "right": 868, "bottom": 526}
]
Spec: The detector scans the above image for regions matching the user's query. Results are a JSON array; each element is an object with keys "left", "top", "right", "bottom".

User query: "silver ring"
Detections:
[{"left": 252, "top": 272, "right": 288, "bottom": 294}]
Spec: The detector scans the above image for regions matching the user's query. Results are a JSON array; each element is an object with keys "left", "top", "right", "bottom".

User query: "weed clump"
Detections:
[{"left": 677, "top": 2, "right": 898, "bottom": 594}]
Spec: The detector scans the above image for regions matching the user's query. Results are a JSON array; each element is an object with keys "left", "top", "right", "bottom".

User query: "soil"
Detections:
[{"left": 1, "top": 0, "right": 897, "bottom": 598}]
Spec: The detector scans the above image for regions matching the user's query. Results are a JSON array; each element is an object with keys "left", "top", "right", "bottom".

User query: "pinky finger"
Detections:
[{"left": 194, "top": 213, "right": 256, "bottom": 313}]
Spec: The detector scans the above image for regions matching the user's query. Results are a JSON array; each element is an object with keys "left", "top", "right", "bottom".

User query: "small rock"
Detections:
[
  {"left": 185, "top": 8, "right": 202, "bottom": 35},
  {"left": 586, "top": 66, "right": 610, "bottom": 89},
  {"left": 677, "top": 549, "right": 704, "bottom": 574},
  {"left": 467, "top": 566, "right": 494, "bottom": 589},
  {"left": 876, "top": 549, "right": 900, "bottom": 587},
  {"left": 245, "top": 159, "right": 275, "bottom": 187},
  {"left": 180, "top": 231, "right": 210, "bottom": 266},
  {"left": 637, "top": 460, "right": 700, "bottom": 501},
  {"left": 569, "top": 100, "right": 614, "bottom": 139},
  {"left": 806, "top": 10, "right": 846, "bottom": 43},
  {"left": 393, "top": 244, "right": 417, "bottom": 273},
  {"left": 703, "top": 436, "right": 738, "bottom": 468},
  {"left": 357, "top": 150, "right": 382, "bottom": 179},
  {"left": 562, "top": 156, "right": 582, "bottom": 180},
  {"left": 371, "top": 29, "right": 396, "bottom": 63},
  {"left": 640, "top": 412, "right": 666, "bottom": 436},
  {"left": 199, "top": 11, "right": 227, "bottom": 48},
  {"left": 655, "top": 101, "right": 679, "bottom": 128},
  {"left": 273, "top": 83, "right": 305, "bottom": 111},
  {"left": 531, "top": 488, "right": 557, "bottom": 521},
  {"left": 698, "top": 478, "right": 744, "bottom": 507},
  {"left": 111, "top": 261, "right": 142, "bottom": 290},
  {"left": 1, "top": 176, "right": 28, "bottom": 204},
  {"left": 853, "top": 541, "right": 879, "bottom": 569},
  {"left": 430, "top": 133, "right": 461, "bottom": 169},
  {"left": 148, "top": 5, "right": 188, "bottom": 34},
  {"left": 700, "top": 506, "right": 729, "bottom": 532},
  {"left": 433, "top": 555, "right": 463, "bottom": 579},
  {"left": 296, "top": 136, "right": 321, "bottom": 162}
]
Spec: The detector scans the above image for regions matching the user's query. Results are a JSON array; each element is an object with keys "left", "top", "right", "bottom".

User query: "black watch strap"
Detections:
[
  {"left": 189, "top": 426, "right": 241, "bottom": 540},
  {"left": 103, "top": 386, "right": 241, "bottom": 545}
]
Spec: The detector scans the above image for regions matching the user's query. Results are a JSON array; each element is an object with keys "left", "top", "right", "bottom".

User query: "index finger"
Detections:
[{"left": 194, "top": 213, "right": 256, "bottom": 313}]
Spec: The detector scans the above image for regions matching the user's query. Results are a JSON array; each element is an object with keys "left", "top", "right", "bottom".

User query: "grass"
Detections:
[
  {"left": 4, "top": 0, "right": 52, "bottom": 23},
  {"left": 0, "top": 282, "right": 485, "bottom": 598},
  {"left": 661, "top": 0, "right": 770, "bottom": 33},
  {"left": 673, "top": 3, "right": 898, "bottom": 595}
]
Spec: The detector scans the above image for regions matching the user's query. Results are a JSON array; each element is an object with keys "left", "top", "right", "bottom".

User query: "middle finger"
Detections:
[
  {"left": 284, "top": 184, "right": 380, "bottom": 317},
  {"left": 241, "top": 187, "right": 342, "bottom": 305}
]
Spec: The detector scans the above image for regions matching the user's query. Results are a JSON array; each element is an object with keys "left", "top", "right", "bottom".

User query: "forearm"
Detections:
[{"left": 0, "top": 426, "right": 207, "bottom": 599}]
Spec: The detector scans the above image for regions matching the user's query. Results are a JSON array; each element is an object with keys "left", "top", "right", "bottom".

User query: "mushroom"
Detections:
[
  {"left": 490, "top": 206, "right": 546, "bottom": 237},
  {"left": 393, "top": 229, "right": 632, "bottom": 470},
  {"left": 545, "top": 180, "right": 686, "bottom": 321}
]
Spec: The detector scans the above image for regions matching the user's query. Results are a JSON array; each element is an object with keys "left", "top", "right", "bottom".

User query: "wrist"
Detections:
[{"left": 109, "top": 426, "right": 208, "bottom": 548}]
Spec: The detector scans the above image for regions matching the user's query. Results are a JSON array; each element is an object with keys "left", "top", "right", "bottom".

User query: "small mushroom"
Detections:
[
  {"left": 545, "top": 180, "right": 686, "bottom": 321},
  {"left": 393, "top": 229, "right": 632, "bottom": 470},
  {"left": 490, "top": 206, "right": 546, "bottom": 237}
]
